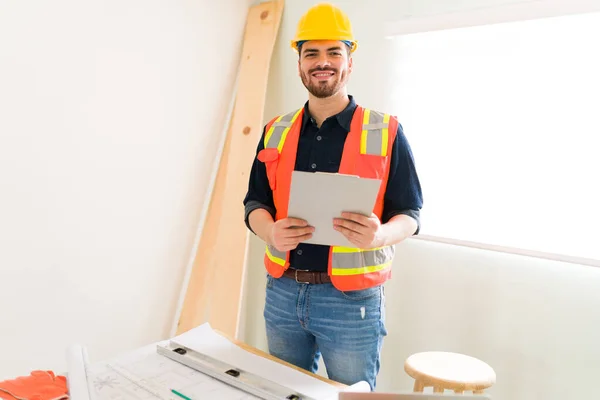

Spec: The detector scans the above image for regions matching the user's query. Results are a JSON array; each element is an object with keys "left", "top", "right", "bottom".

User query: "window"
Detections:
[{"left": 389, "top": 11, "right": 600, "bottom": 262}]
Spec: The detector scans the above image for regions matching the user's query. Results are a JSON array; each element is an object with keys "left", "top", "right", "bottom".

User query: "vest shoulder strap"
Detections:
[
  {"left": 263, "top": 108, "right": 303, "bottom": 150},
  {"left": 359, "top": 108, "right": 396, "bottom": 157}
]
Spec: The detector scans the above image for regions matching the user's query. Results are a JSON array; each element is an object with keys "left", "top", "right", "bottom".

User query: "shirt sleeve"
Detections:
[
  {"left": 243, "top": 125, "right": 276, "bottom": 234},
  {"left": 381, "top": 121, "right": 424, "bottom": 234}
]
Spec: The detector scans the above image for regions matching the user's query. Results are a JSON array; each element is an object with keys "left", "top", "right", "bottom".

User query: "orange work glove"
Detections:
[{"left": 0, "top": 370, "right": 69, "bottom": 400}]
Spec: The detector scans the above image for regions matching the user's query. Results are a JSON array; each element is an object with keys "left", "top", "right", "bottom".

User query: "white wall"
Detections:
[
  {"left": 240, "top": 1, "right": 600, "bottom": 400},
  {"left": 0, "top": 0, "right": 251, "bottom": 378}
]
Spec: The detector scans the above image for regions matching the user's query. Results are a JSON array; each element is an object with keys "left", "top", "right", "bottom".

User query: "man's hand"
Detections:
[
  {"left": 268, "top": 217, "right": 314, "bottom": 252},
  {"left": 333, "top": 212, "right": 386, "bottom": 249}
]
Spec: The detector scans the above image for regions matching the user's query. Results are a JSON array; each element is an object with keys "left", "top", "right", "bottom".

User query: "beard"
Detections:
[{"left": 300, "top": 67, "right": 348, "bottom": 98}]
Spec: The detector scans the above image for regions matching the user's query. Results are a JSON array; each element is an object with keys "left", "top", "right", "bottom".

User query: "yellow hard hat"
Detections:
[{"left": 291, "top": 3, "right": 358, "bottom": 53}]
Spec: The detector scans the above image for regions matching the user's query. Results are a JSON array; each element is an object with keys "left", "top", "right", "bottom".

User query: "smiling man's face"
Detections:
[{"left": 298, "top": 40, "right": 353, "bottom": 99}]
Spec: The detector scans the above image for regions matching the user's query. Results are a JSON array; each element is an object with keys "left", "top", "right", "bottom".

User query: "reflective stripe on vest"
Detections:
[
  {"left": 331, "top": 108, "right": 394, "bottom": 278},
  {"left": 331, "top": 245, "right": 395, "bottom": 276},
  {"left": 361, "top": 109, "right": 391, "bottom": 156},
  {"left": 262, "top": 109, "right": 303, "bottom": 263},
  {"left": 265, "top": 244, "right": 286, "bottom": 266},
  {"left": 264, "top": 109, "right": 303, "bottom": 151}
]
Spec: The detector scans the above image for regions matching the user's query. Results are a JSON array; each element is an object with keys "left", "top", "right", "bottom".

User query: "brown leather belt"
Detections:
[{"left": 283, "top": 268, "right": 331, "bottom": 284}]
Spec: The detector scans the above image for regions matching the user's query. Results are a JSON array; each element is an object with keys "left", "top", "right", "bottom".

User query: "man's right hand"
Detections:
[{"left": 268, "top": 218, "right": 314, "bottom": 252}]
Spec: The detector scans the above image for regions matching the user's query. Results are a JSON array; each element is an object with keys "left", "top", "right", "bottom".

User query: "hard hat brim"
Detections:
[{"left": 291, "top": 39, "right": 358, "bottom": 53}]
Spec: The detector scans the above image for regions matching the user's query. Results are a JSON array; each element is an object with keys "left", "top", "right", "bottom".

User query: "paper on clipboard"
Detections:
[{"left": 287, "top": 170, "right": 381, "bottom": 247}]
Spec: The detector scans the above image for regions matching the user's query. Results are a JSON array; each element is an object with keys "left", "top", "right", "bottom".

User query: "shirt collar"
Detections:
[{"left": 302, "top": 95, "right": 357, "bottom": 132}]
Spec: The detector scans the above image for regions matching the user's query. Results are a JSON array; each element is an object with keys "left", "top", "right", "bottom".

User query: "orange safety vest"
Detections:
[{"left": 256, "top": 105, "right": 398, "bottom": 291}]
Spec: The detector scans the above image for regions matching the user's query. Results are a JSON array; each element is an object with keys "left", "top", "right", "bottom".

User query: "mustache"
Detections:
[{"left": 309, "top": 67, "right": 337, "bottom": 74}]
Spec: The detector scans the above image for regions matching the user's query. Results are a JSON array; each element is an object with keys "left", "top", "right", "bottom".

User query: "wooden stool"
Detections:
[{"left": 404, "top": 351, "right": 496, "bottom": 394}]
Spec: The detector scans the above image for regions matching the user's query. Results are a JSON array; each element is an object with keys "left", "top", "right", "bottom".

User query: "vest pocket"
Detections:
[
  {"left": 257, "top": 148, "right": 279, "bottom": 191},
  {"left": 358, "top": 154, "right": 388, "bottom": 180}
]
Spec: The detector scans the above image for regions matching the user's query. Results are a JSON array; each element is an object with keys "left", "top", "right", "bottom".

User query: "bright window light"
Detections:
[{"left": 390, "top": 11, "right": 600, "bottom": 261}]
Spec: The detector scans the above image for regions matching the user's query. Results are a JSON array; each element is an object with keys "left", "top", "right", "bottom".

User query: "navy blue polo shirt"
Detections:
[{"left": 243, "top": 95, "right": 423, "bottom": 272}]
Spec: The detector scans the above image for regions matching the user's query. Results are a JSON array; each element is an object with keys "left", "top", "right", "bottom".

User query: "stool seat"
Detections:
[{"left": 404, "top": 351, "right": 496, "bottom": 394}]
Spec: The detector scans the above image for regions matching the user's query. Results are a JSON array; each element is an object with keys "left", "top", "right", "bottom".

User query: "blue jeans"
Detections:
[{"left": 263, "top": 273, "right": 387, "bottom": 390}]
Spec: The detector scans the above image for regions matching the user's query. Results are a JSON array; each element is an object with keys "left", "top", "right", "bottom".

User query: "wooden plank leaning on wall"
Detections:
[{"left": 175, "top": 0, "right": 285, "bottom": 338}]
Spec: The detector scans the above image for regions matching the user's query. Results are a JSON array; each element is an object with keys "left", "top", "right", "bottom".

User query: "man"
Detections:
[{"left": 242, "top": 2, "right": 423, "bottom": 391}]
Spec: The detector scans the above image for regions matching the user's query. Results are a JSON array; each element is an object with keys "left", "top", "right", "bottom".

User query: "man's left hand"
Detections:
[{"left": 333, "top": 212, "right": 386, "bottom": 249}]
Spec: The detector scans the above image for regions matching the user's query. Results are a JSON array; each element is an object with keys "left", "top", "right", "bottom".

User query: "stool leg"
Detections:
[
  {"left": 474, "top": 390, "right": 484, "bottom": 394},
  {"left": 454, "top": 389, "right": 464, "bottom": 394},
  {"left": 413, "top": 380, "right": 425, "bottom": 392},
  {"left": 433, "top": 386, "right": 444, "bottom": 393}
]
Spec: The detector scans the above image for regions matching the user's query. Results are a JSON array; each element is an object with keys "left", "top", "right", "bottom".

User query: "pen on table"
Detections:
[{"left": 171, "top": 389, "right": 192, "bottom": 400}]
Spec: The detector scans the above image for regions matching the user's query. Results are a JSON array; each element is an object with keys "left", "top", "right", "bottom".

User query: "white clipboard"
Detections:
[{"left": 287, "top": 170, "right": 381, "bottom": 247}]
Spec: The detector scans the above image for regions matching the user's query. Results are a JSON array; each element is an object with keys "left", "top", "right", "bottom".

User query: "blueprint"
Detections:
[
  {"left": 85, "top": 344, "right": 259, "bottom": 400},
  {"left": 66, "top": 323, "right": 370, "bottom": 400}
]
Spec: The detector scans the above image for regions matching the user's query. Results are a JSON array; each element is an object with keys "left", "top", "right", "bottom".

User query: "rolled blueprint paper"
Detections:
[{"left": 65, "top": 344, "right": 92, "bottom": 400}]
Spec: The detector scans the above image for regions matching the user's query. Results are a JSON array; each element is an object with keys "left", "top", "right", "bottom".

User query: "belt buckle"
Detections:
[{"left": 294, "top": 269, "right": 311, "bottom": 284}]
